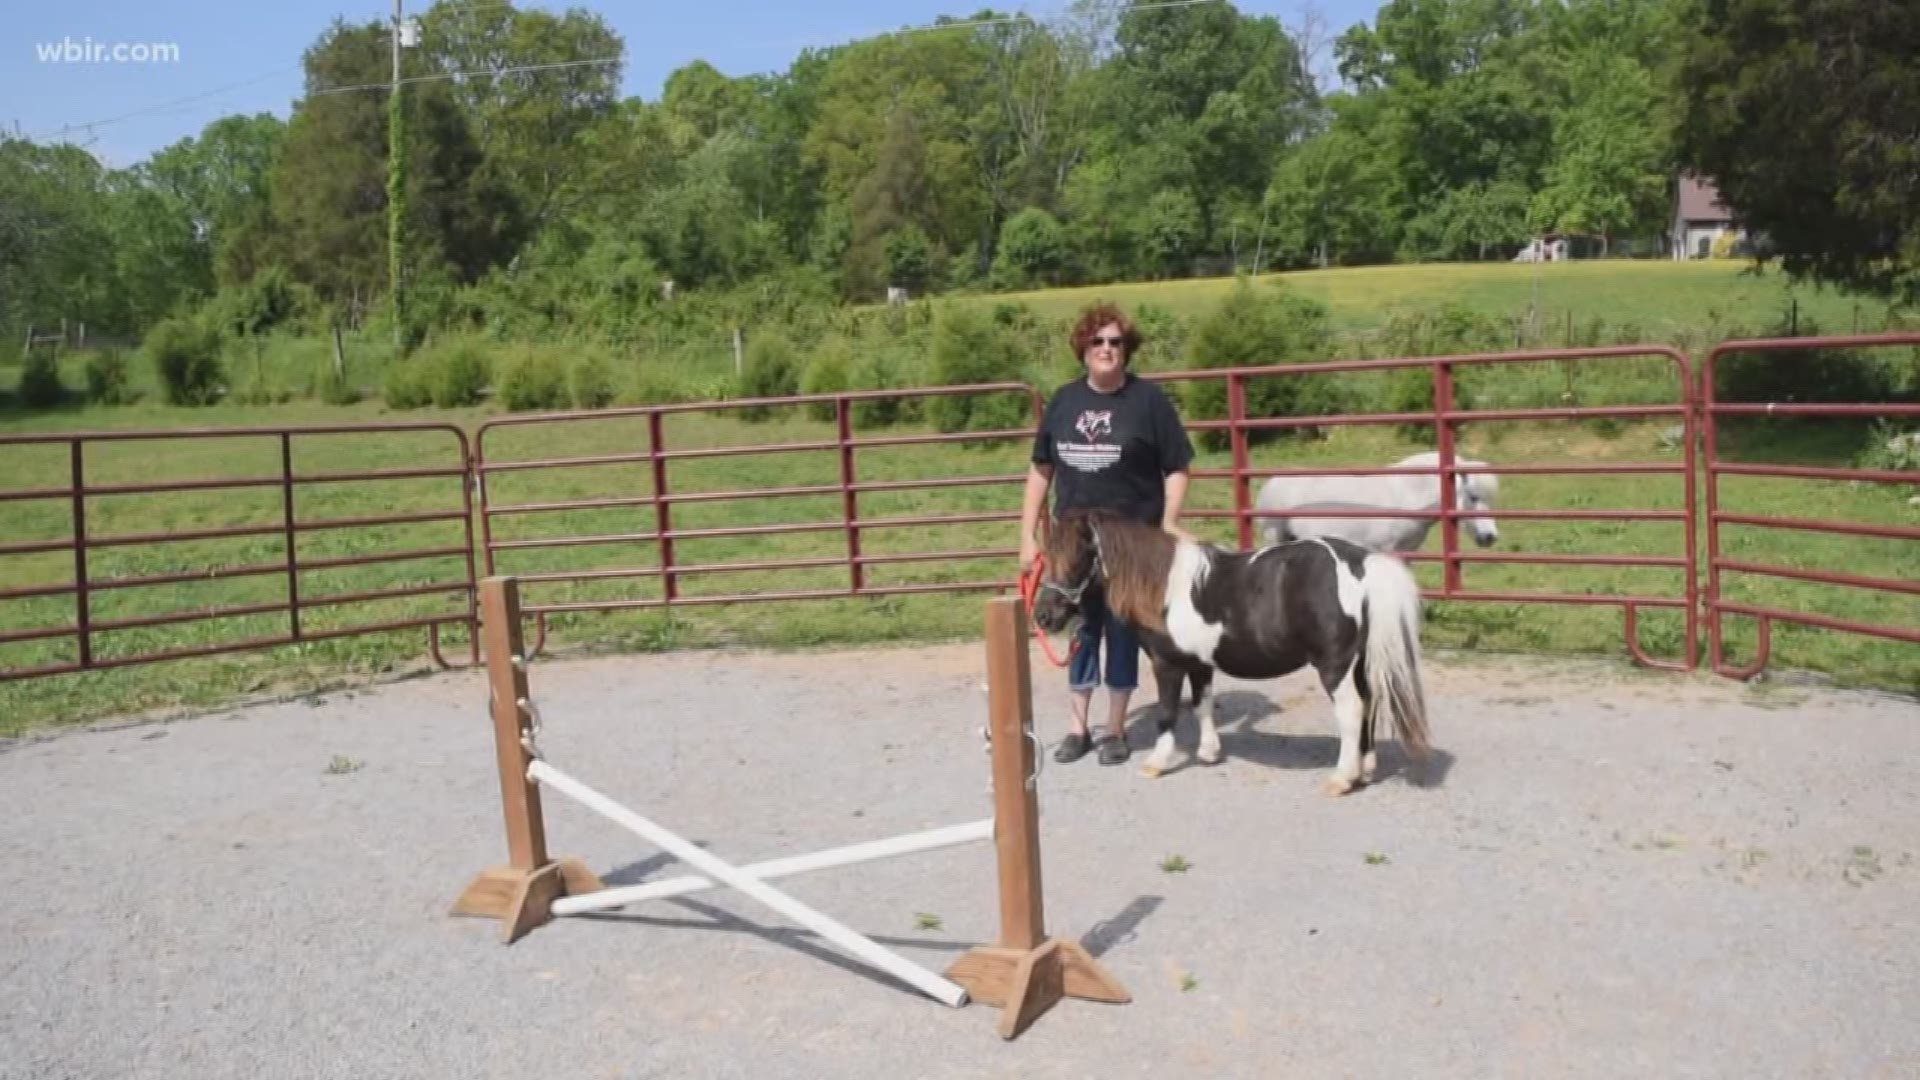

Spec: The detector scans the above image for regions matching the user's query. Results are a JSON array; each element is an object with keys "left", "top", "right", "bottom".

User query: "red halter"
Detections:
[{"left": 1018, "top": 558, "right": 1079, "bottom": 669}]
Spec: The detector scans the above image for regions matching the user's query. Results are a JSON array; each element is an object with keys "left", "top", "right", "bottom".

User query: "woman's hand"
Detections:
[{"left": 1018, "top": 463, "right": 1052, "bottom": 576}]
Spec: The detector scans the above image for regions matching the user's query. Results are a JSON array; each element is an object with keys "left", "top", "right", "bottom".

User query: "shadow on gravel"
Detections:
[
  {"left": 1079, "top": 894, "right": 1162, "bottom": 958},
  {"left": 572, "top": 891, "right": 1167, "bottom": 1002},
  {"left": 1115, "top": 689, "right": 1456, "bottom": 788}
]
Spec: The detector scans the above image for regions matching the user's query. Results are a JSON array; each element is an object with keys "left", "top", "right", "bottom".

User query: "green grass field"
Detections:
[
  {"left": 2, "top": 260, "right": 1914, "bottom": 735},
  {"left": 994, "top": 259, "right": 1912, "bottom": 343}
]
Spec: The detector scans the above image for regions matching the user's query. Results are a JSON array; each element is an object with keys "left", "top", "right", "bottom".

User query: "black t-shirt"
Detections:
[{"left": 1032, "top": 374, "right": 1194, "bottom": 526}]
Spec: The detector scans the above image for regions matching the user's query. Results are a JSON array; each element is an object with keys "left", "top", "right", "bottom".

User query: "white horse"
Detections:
[{"left": 1253, "top": 451, "right": 1502, "bottom": 553}]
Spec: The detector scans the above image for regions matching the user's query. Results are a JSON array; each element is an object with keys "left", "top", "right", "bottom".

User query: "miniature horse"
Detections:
[{"left": 1031, "top": 510, "right": 1430, "bottom": 794}]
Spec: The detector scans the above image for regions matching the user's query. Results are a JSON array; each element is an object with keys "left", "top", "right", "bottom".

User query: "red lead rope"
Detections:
[{"left": 1019, "top": 559, "right": 1078, "bottom": 669}]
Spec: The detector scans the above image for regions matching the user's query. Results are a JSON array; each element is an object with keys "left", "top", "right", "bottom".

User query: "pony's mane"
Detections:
[{"left": 1054, "top": 510, "right": 1178, "bottom": 631}]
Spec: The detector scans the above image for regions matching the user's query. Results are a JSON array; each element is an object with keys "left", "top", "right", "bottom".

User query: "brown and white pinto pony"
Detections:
[{"left": 1031, "top": 510, "right": 1431, "bottom": 794}]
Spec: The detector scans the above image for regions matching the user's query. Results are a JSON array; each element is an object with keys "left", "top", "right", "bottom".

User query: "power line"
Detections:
[
  {"left": 16, "top": 0, "right": 545, "bottom": 143},
  {"left": 26, "top": 65, "right": 301, "bottom": 144},
  {"left": 312, "top": 54, "right": 624, "bottom": 97},
  {"left": 303, "top": 0, "right": 1224, "bottom": 97},
  {"left": 25, "top": 0, "right": 1226, "bottom": 142}
]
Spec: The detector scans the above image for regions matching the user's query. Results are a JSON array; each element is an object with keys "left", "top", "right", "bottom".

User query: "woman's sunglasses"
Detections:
[{"left": 1090, "top": 335, "right": 1126, "bottom": 348}]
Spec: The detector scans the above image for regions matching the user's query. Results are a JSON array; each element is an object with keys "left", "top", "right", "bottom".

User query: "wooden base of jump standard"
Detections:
[
  {"left": 451, "top": 859, "right": 605, "bottom": 944},
  {"left": 947, "top": 940, "right": 1130, "bottom": 1040}
]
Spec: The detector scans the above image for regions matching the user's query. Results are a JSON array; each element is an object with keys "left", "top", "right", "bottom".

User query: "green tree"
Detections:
[
  {"left": 804, "top": 28, "right": 994, "bottom": 294},
  {"left": 1140, "top": 188, "right": 1204, "bottom": 278},
  {"left": 0, "top": 139, "right": 125, "bottom": 336},
  {"left": 263, "top": 19, "right": 518, "bottom": 319},
  {"left": 993, "top": 206, "right": 1067, "bottom": 287},
  {"left": 1531, "top": 53, "right": 1669, "bottom": 253},
  {"left": 1673, "top": 0, "right": 1920, "bottom": 299},
  {"left": 1441, "top": 179, "right": 1534, "bottom": 260},
  {"left": 1263, "top": 122, "right": 1395, "bottom": 267},
  {"left": 843, "top": 106, "right": 941, "bottom": 300},
  {"left": 107, "top": 174, "right": 211, "bottom": 328},
  {"left": 885, "top": 223, "right": 935, "bottom": 293},
  {"left": 419, "top": 1, "right": 622, "bottom": 235},
  {"left": 143, "top": 113, "right": 285, "bottom": 285}
]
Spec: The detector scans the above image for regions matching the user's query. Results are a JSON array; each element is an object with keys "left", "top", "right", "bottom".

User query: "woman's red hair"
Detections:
[{"left": 1069, "top": 303, "right": 1143, "bottom": 363}]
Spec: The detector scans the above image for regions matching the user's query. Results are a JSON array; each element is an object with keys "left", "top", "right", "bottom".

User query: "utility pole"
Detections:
[{"left": 388, "top": 0, "right": 409, "bottom": 353}]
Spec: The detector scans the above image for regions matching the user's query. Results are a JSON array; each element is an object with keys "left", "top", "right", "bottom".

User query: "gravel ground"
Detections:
[{"left": 3, "top": 641, "right": 1917, "bottom": 1080}]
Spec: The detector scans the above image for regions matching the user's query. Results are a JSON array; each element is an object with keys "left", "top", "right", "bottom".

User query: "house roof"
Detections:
[{"left": 1677, "top": 175, "right": 1733, "bottom": 223}]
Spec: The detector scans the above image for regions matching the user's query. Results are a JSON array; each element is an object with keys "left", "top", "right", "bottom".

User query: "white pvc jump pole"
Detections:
[
  {"left": 552, "top": 817, "right": 993, "bottom": 916},
  {"left": 527, "top": 758, "right": 972, "bottom": 1008}
]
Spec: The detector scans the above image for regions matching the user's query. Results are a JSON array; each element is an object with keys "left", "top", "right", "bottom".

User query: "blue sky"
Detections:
[{"left": 3, "top": 0, "right": 1381, "bottom": 168}]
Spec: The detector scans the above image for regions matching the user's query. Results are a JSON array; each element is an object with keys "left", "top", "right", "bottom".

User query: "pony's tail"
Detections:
[{"left": 1359, "top": 552, "right": 1430, "bottom": 759}]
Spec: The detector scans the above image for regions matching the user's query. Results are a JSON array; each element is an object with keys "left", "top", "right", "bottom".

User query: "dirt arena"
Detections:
[{"left": 3, "top": 641, "right": 1916, "bottom": 1079}]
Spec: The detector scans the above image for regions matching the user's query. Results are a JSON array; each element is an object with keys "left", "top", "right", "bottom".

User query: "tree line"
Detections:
[{"left": 2, "top": 0, "right": 1915, "bottom": 350}]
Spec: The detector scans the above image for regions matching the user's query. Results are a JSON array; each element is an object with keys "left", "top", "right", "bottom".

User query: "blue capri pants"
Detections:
[{"left": 1067, "top": 584, "right": 1140, "bottom": 692}]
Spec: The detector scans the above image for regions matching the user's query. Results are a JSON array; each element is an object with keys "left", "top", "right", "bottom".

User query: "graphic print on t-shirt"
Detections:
[{"left": 1058, "top": 408, "right": 1122, "bottom": 473}]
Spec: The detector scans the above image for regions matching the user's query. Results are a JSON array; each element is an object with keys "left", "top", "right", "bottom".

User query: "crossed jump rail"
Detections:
[{"left": 450, "top": 576, "right": 1128, "bottom": 1039}]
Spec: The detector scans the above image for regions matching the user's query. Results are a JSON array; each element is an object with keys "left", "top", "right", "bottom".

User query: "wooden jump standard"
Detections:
[{"left": 451, "top": 576, "right": 1128, "bottom": 1039}]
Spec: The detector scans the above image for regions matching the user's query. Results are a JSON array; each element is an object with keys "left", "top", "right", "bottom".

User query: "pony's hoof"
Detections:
[
  {"left": 1196, "top": 744, "right": 1222, "bottom": 766},
  {"left": 1361, "top": 751, "right": 1378, "bottom": 782},
  {"left": 1321, "top": 775, "right": 1356, "bottom": 797},
  {"left": 1139, "top": 764, "right": 1165, "bottom": 779}
]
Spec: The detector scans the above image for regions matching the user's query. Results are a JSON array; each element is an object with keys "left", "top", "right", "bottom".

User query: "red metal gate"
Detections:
[
  {"left": 5, "top": 335, "right": 1916, "bottom": 692},
  {"left": 473, "top": 384, "right": 1042, "bottom": 650},
  {"left": 1147, "top": 346, "right": 1701, "bottom": 670},
  {"left": 1700, "top": 333, "right": 1920, "bottom": 679},
  {"left": 0, "top": 424, "right": 477, "bottom": 682}
]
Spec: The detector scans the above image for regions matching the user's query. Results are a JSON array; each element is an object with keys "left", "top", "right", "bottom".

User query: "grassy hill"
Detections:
[{"left": 988, "top": 259, "right": 1911, "bottom": 344}]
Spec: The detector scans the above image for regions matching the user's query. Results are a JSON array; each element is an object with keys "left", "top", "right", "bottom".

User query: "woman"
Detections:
[{"left": 1018, "top": 303, "right": 1194, "bottom": 765}]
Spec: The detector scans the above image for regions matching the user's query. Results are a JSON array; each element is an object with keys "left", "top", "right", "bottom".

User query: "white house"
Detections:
[{"left": 1670, "top": 174, "right": 1737, "bottom": 259}]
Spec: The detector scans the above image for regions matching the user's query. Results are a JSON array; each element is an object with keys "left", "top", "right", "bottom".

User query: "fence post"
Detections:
[
  {"left": 451, "top": 576, "right": 604, "bottom": 942},
  {"left": 648, "top": 412, "right": 676, "bottom": 604},
  {"left": 946, "top": 597, "right": 1130, "bottom": 1039},
  {"left": 1433, "top": 362, "right": 1463, "bottom": 593},
  {"left": 69, "top": 441, "right": 91, "bottom": 669},
  {"left": 837, "top": 396, "right": 863, "bottom": 594},
  {"left": 1228, "top": 373, "right": 1252, "bottom": 550}
]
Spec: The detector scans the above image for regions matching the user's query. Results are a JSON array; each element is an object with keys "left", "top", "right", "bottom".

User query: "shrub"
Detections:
[
  {"left": 692, "top": 371, "right": 739, "bottom": 402},
  {"left": 570, "top": 354, "right": 617, "bottom": 409},
  {"left": 1713, "top": 315, "right": 1900, "bottom": 406},
  {"left": 926, "top": 305, "right": 1032, "bottom": 436},
  {"left": 17, "top": 351, "right": 66, "bottom": 407},
  {"left": 1857, "top": 422, "right": 1920, "bottom": 478},
  {"left": 209, "top": 267, "right": 316, "bottom": 338},
  {"left": 800, "top": 337, "right": 854, "bottom": 421},
  {"left": 1383, "top": 364, "right": 1486, "bottom": 442},
  {"left": 498, "top": 350, "right": 570, "bottom": 412},
  {"left": 383, "top": 359, "right": 433, "bottom": 409},
  {"left": 849, "top": 350, "right": 911, "bottom": 427},
  {"left": 311, "top": 352, "right": 359, "bottom": 405},
  {"left": 427, "top": 340, "right": 491, "bottom": 408},
  {"left": 1378, "top": 304, "right": 1513, "bottom": 359},
  {"left": 738, "top": 335, "right": 800, "bottom": 420},
  {"left": 315, "top": 361, "right": 360, "bottom": 405},
  {"left": 626, "top": 364, "right": 700, "bottom": 406},
  {"left": 84, "top": 349, "right": 134, "bottom": 405},
  {"left": 1129, "top": 302, "right": 1190, "bottom": 370},
  {"left": 145, "top": 316, "right": 225, "bottom": 406},
  {"left": 1182, "top": 281, "right": 1346, "bottom": 450}
]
